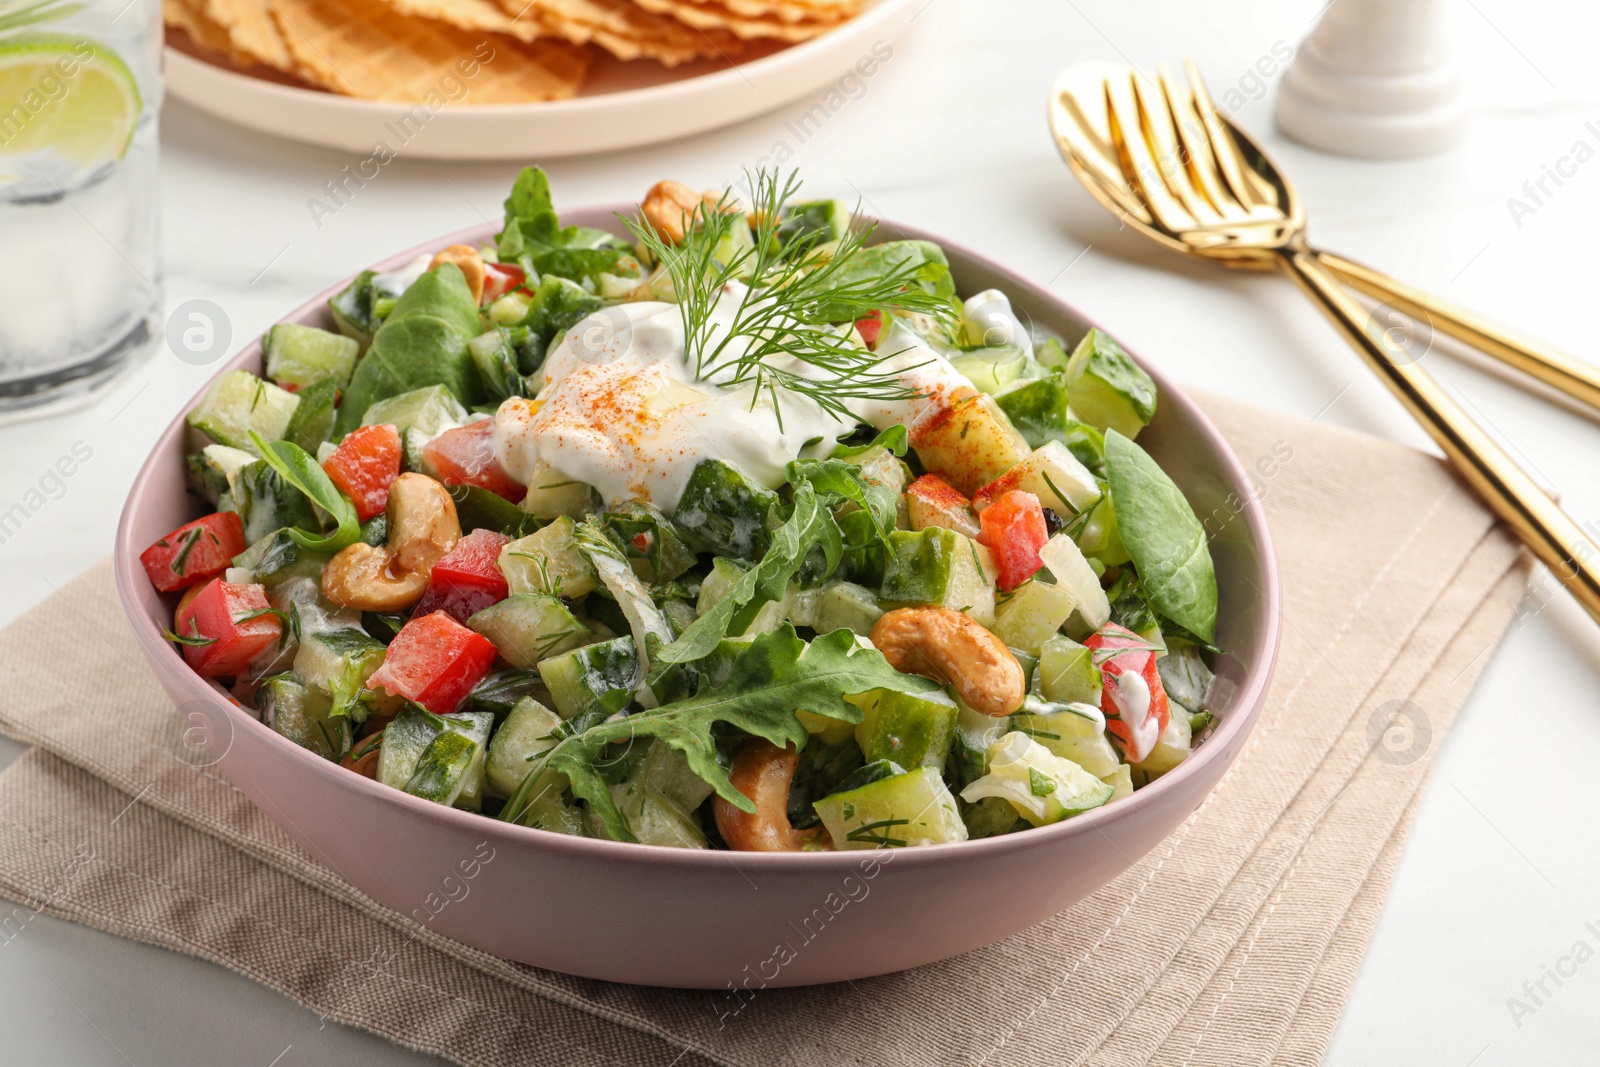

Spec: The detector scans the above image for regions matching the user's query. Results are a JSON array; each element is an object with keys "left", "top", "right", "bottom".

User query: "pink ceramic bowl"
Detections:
[{"left": 115, "top": 209, "right": 1280, "bottom": 988}]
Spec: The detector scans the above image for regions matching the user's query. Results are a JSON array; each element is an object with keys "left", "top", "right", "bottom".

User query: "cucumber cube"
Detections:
[
  {"left": 959, "top": 731, "right": 1113, "bottom": 826},
  {"left": 468, "top": 594, "right": 591, "bottom": 670},
  {"left": 605, "top": 739, "right": 715, "bottom": 847},
  {"left": 294, "top": 628, "right": 388, "bottom": 722},
  {"left": 695, "top": 556, "right": 751, "bottom": 618},
  {"left": 498, "top": 516, "right": 599, "bottom": 598},
  {"left": 1102, "top": 763, "right": 1133, "bottom": 802},
  {"left": 972, "top": 441, "right": 1100, "bottom": 515},
  {"left": 963, "top": 795, "right": 1024, "bottom": 839},
  {"left": 814, "top": 766, "right": 968, "bottom": 849},
  {"left": 950, "top": 345, "right": 1035, "bottom": 396},
  {"left": 850, "top": 688, "right": 958, "bottom": 769},
  {"left": 905, "top": 474, "right": 980, "bottom": 540},
  {"left": 187, "top": 370, "right": 300, "bottom": 453},
  {"left": 673, "top": 458, "right": 778, "bottom": 560},
  {"left": 1131, "top": 712, "right": 1192, "bottom": 783},
  {"left": 328, "top": 270, "right": 378, "bottom": 347},
  {"left": 404, "top": 730, "right": 479, "bottom": 806},
  {"left": 992, "top": 579, "right": 1077, "bottom": 655},
  {"left": 519, "top": 459, "right": 599, "bottom": 522},
  {"left": 1011, "top": 707, "right": 1120, "bottom": 778},
  {"left": 1038, "top": 533, "right": 1112, "bottom": 630},
  {"left": 1065, "top": 329, "right": 1157, "bottom": 440},
  {"left": 812, "top": 580, "right": 883, "bottom": 636},
  {"left": 378, "top": 708, "right": 492, "bottom": 810},
  {"left": 358, "top": 384, "right": 467, "bottom": 439},
  {"left": 776, "top": 198, "right": 851, "bottom": 255},
  {"left": 948, "top": 703, "right": 1011, "bottom": 790},
  {"left": 880, "top": 527, "right": 997, "bottom": 628},
  {"left": 263, "top": 323, "right": 360, "bottom": 390},
  {"left": 257, "top": 674, "right": 348, "bottom": 760},
  {"left": 796, "top": 709, "right": 856, "bottom": 745},
  {"left": 1036, "top": 635, "right": 1103, "bottom": 705},
  {"left": 185, "top": 444, "right": 258, "bottom": 507},
  {"left": 233, "top": 460, "right": 319, "bottom": 545},
  {"left": 908, "top": 389, "right": 1031, "bottom": 497},
  {"left": 536, "top": 636, "right": 637, "bottom": 719},
  {"left": 484, "top": 696, "right": 562, "bottom": 797}
]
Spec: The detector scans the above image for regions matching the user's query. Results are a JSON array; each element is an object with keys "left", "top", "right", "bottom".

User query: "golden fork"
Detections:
[{"left": 1048, "top": 60, "right": 1600, "bottom": 624}]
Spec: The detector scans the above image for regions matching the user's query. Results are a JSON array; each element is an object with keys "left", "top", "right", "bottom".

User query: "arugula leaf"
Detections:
[
  {"left": 649, "top": 483, "right": 832, "bottom": 678},
  {"left": 830, "top": 424, "right": 908, "bottom": 459},
  {"left": 573, "top": 521, "right": 675, "bottom": 690},
  {"left": 502, "top": 626, "right": 939, "bottom": 839},
  {"left": 248, "top": 431, "right": 361, "bottom": 554},
  {"left": 1104, "top": 430, "right": 1218, "bottom": 644},
  {"left": 785, "top": 455, "right": 897, "bottom": 551},
  {"left": 497, "top": 167, "right": 635, "bottom": 280}
]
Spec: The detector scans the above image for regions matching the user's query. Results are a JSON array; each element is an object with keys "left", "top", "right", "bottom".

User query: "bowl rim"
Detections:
[{"left": 115, "top": 206, "right": 1281, "bottom": 873}]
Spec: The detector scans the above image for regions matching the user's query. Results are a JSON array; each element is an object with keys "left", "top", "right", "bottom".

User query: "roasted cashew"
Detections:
[
  {"left": 341, "top": 739, "right": 381, "bottom": 779},
  {"left": 714, "top": 740, "right": 828, "bottom": 853},
  {"left": 870, "top": 606, "right": 1025, "bottom": 716},
  {"left": 322, "top": 473, "right": 460, "bottom": 612},
  {"left": 429, "top": 243, "right": 488, "bottom": 304},
  {"left": 641, "top": 180, "right": 720, "bottom": 244}
]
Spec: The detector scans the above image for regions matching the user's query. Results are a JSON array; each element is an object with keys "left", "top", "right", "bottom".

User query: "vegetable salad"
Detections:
[{"left": 142, "top": 168, "right": 1221, "bottom": 851}]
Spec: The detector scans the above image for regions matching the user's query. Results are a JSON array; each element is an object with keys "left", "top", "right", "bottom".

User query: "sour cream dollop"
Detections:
[{"left": 492, "top": 289, "right": 976, "bottom": 512}]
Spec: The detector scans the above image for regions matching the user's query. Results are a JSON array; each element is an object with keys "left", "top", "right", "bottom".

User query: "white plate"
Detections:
[{"left": 164, "top": 0, "right": 916, "bottom": 160}]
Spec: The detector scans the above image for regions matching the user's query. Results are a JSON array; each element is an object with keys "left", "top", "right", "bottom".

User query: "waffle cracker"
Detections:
[
  {"left": 163, "top": 0, "right": 256, "bottom": 65},
  {"left": 629, "top": 0, "right": 838, "bottom": 41},
  {"left": 273, "top": 0, "right": 589, "bottom": 102},
  {"left": 717, "top": 0, "right": 860, "bottom": 23},
  {"left": 383, "top": 0, "right": 540, "bottom": 43},
  {"left": 499, "top": 0, "right": 741, "bottom": 66},
  {"left": 201, "top": 0, "right": 295, "bottom": 70}
]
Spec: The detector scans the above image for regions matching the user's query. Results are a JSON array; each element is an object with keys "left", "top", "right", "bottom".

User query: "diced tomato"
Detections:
[
  {"left": 174, "top": 580, "right": 283, "bottom": 678},
  {"left": 975, "top": 490, "right": 1049, "bottom": 591},
  {"left": 422, "top": 420, "right": 524, "bottom": 502},
  {"left": 367, "top": 610, "right": 498, "bottom": 715},
  {"left": 1084, "top": 623, "right": 1171, "bottom": 764},
  {"left": 855, "top": 310, "right": 884, "bottom": 349},
  {"left": 413, "top": 529, "right": 512, "bottom": 624},
  {"left": 140, "top": 512, "right": 247, "bottom": 593},
  {"left": 482, "top": 262, "right": 527, "bottom": 304},
  {"left": 322, "top": 423, "right": 402, "bottom": 522}
]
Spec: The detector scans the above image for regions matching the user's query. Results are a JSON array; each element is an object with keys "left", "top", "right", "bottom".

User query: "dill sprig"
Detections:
[{"left": 621, "top": 169, "right": 957, "bottom": 426}]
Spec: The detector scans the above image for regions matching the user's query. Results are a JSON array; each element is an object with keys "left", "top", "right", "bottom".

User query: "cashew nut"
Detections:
[
  {"left": 429, "top": 243, "right": 487, "bottom": 304},
  {"left": 641, "top": 180, "right": 720, "bottom": 244},
  {"left": 714, "top": 740, "right": 829, "bottom": 853},
  {"left": 870, "top": 606, "right": 1025, "bottom": 717},
  {"left": 322, "top": 473, "right": 460, "bottom": 612}
]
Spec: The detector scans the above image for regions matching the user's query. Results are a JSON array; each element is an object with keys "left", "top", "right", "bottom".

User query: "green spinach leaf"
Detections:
[
  {"left": 248, "top": 431, "right": 361, "bottom": 554},
  {"left": 1104, "top": 429, "right": 1217, "bottom": 644},
  {"left": 334, "top": 263, "right": 484, "bottom": 436}
]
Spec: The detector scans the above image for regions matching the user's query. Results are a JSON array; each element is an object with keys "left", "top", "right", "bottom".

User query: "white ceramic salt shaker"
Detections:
[{"left": 1274, "top": 0, "right": 1467, "bottom": 158}]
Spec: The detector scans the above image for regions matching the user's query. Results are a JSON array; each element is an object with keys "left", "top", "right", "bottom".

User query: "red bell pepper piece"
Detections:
[
  {"left": 975, "top": 489, "right": 1049, "bottom": 591},
  {"left": 367, "top": 610, "right": 498, "bottom": 715},
  {"left": 482, "top": 262, "right": 527, "bottom": 304},
  {"left": 140, "top": 512, "right": 247, "bottom": 593},
  {"left": 422, "top": 420, "right": 524, "bottom": 502},
  {"left": 173, "top": 580, "right": 283, "bottom": 678},
  {"left": 1084, "top": 623, "right": 1171, "bottom": 764},
  {"left": 322, "top": 423, "right": 402, "bottom": 522},
  {"left": 413, "top": 529, "right": 512, "bottom": 624},
  {"left": 855, "top": 310, "right": 884, "bottom": 349}
]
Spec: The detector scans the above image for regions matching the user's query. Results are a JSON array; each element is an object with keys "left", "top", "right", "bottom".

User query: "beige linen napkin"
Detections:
[{"left": 0, "top": 391, "right": 1532, "bottom": 1067}]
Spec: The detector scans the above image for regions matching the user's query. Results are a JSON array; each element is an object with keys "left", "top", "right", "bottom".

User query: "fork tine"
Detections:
[
  {"left": 1155, "top": 64, "right": 1236, "bottom": 220},
  {"left": 1128, "top": 70, "right": 1218, "bottom": 224},
  {"left": 1053, "top": 89, "right": 1156, "bottom": 224},
  {"left": 1105, "top": 77, "right": 1195, "bottom": 235},
  {"left": 1183, "top": 59, "right": 1257, "bottom": 213}
]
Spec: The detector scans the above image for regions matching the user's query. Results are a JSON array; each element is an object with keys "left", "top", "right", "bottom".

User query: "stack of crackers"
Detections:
[{"left": 164, "top": 0, "right": 869, "bottom": 104}]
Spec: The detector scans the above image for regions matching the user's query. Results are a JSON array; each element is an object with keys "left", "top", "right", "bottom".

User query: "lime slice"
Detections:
[{"left": 0, "top": 34, "right": 141, "bottom": 168}]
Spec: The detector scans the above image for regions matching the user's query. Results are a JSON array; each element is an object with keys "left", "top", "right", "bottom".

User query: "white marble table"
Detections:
[{"left": 5, "top": 0, "right": 1599, "bottom": 1061}]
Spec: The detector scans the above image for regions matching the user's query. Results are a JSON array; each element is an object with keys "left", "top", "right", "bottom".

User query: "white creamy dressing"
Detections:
[
  {"left": 492, "top": 288, "right": 977, "bottom": 512},
  {"left": 371, "top": 253, "right": 433, "bottom": 301},
  {"left": 960, "top": 289, "right": 1033, "bottom": 356},
  {"left": 1110, "top": 664, "right": 1160, "bottom": 762}
]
